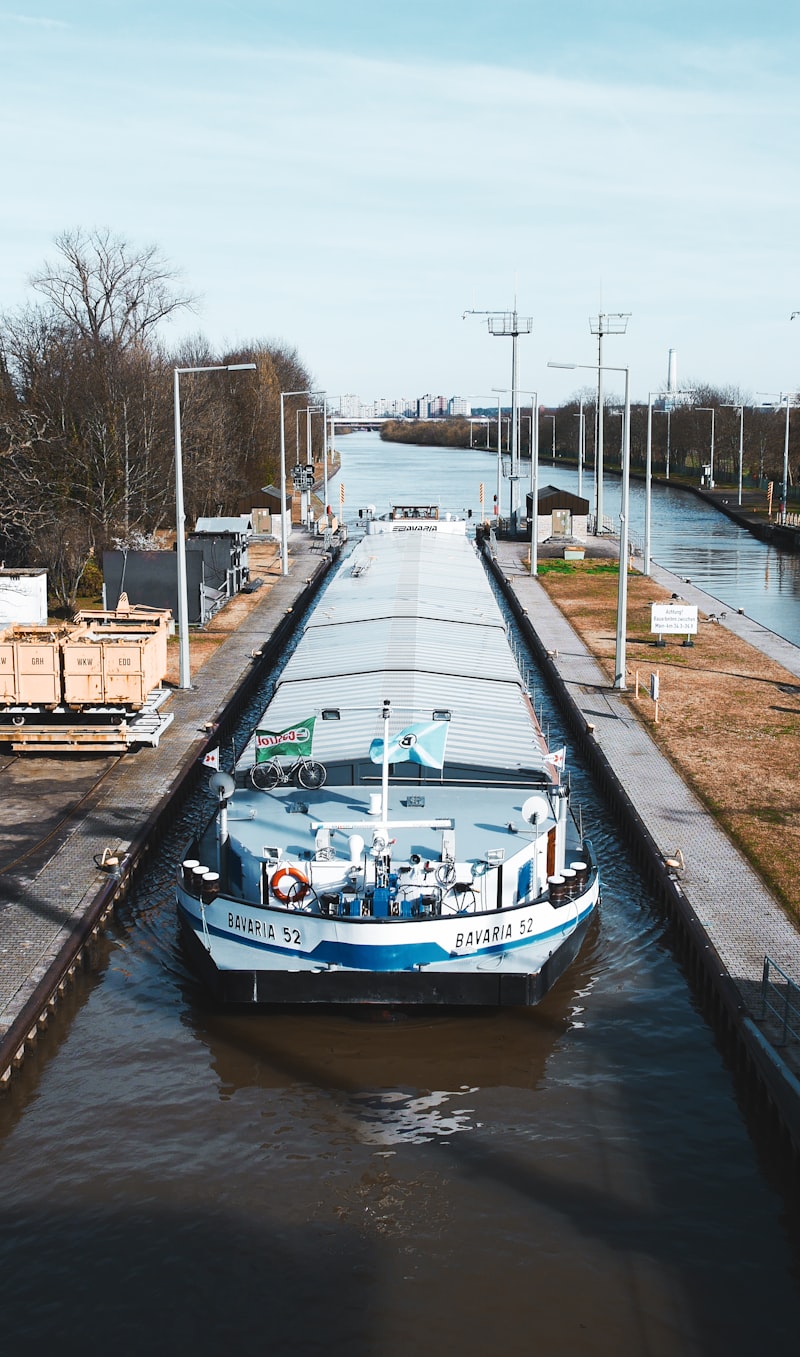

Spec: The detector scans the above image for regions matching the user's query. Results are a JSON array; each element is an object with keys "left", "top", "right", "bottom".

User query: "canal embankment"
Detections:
[
  {"left": 0, "top": 532, "right": 340, "bottom": 1084},
  {"left": 663, "top": 479, "right": 800, "bottom": 553},
  {"left": 486, "top": 536, "right": 800, "bottom": 1161}
]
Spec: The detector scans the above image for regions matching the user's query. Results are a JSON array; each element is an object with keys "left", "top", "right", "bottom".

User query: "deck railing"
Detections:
[{"left": 759, "top": 956, "right": 800, "bottom": 1047}]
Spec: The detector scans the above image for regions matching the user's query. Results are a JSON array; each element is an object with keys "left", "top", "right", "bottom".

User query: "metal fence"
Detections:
[{"left": 760, "top": 956, "right": 800, "bottom": 1046}]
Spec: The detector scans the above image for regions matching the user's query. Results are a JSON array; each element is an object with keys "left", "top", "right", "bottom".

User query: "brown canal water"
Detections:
[
  {"left": 2, "top": 734, "right": 799, "bottom": 1353},
  {"left": 1, "top": 444, "right": 799, "bottom": 1354}
]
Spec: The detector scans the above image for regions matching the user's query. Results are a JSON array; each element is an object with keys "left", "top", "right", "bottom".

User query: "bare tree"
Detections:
[
  {"left": 1, "top": 231, "right": 194, "bottom": 551},
  {"left": 1, "top": 234, "right": 318, "bottom": 579},
  {"left": 29, "top": 228, "right": 195, "bottom": 352}
]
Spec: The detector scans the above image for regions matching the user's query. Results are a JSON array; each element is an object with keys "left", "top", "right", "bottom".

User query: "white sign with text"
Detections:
[{"left": 651, "top": 603, "right": 698, "bottom": 635}]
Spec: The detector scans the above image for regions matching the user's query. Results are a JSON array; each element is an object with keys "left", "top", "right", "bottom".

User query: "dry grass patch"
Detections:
[{"left": 538, "top": 561, "right": 800, "bottom": 920}]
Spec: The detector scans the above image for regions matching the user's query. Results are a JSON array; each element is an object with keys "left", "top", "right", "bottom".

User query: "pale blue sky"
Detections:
[{"left": 2, "top": 2, "right": 799, "bottom": 405}]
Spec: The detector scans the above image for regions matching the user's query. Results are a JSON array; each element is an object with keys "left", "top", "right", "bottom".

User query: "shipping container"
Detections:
[
  {"left": 1, "top": 605, "right": 171, "bottom": 712},
  {"left": 0, "top": 626, "right": 65, "bottom": 706}
]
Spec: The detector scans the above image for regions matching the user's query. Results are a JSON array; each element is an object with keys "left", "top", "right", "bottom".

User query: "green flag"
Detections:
[{"left": 255, "top": 717, "right": 315, "bottom": 762}]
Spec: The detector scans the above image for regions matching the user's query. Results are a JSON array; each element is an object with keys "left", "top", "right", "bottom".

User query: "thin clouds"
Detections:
[
  {"left": 1, "top": 11, "right": 68, "bottom": 27},
  {"left": 1, "top": 16, "right": 798, "bottom": 396}
]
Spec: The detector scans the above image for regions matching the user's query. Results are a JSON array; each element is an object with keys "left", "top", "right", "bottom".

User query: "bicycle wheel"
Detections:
[
  {"left": 296, "top": 759, "right": 327, "bottom": 790},
  {"left": 251, "top": 761, "right": 280, "bottom": 790}
]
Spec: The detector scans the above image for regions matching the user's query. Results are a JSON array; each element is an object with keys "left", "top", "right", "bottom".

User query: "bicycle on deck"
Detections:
[{"left": 250, "top": 756, "right": 327, "bottom": 791}]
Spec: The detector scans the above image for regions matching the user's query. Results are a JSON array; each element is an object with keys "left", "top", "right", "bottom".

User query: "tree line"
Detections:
[
  {"left": 0, "top": 229, "right": 321, "bottom": 606},
  {"left": 383, "top": 386, "right": 798, "bottom": 492}
]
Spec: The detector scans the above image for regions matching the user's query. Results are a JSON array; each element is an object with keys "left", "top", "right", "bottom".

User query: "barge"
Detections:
[{"left": 177, "top": 506, "right": 600, "bottom": 1004}]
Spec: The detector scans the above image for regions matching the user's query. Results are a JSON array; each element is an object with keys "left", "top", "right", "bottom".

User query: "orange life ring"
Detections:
[{"left": 271, "top": 865, "right": 310, "bottom": 903}]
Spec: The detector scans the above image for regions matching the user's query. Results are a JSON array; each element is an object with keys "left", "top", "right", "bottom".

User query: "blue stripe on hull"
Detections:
[{"left": 178, "top": 894, "right": 597, "bottom": 973}]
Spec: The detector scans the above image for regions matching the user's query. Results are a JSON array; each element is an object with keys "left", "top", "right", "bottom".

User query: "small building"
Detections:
[
  {"left": 0, "top": 568, "right": 48, "bottom": 627},
  {"left": 191, "top": 515, "right": 252, "bottom": 598},
  {"left": 254, "top": 484, "right": 294, "bottom": 538},
  {"left": 526, "top": 484, "right": 590, "bottom": 544},
  {"left": 103, "top": 550, "right": 204, "bottom": 624},
  {"left": 195, "top": 514, "right": 252, "bottom": 537},
  {"left": 103, "top": 516, "right": 253, "bottom": 625}
]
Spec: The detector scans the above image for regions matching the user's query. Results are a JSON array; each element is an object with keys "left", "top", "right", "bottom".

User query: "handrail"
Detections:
[{"left": 759, "top": 956, "right": 800, "bottom": 1046}]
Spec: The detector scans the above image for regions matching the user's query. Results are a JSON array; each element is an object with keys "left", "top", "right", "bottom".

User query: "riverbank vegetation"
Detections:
[
  {"left": 381, "top": 417, "right": 471, "bottom": 447},
  {"left": 536, "top": 559, "right": 800, "bottom": 920},
  {"left": 381, "top": 394, "right": 798, "bottom": 506},
  {"left": 0, "top": 229, "right": 321, "bottom": 607}
]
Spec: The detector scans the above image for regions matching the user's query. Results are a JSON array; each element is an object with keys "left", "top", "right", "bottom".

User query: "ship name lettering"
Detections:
[
  {"left": 454, "top": 923, "right": 512, "bottom": 949},
  {"left": 228, "top": 913, "right": 276, "bottom": 941}
]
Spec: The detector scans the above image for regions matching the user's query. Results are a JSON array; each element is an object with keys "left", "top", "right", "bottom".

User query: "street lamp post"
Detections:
[
  {"left": 529, "top": 393, "right": 539, "bottom": 576},
  {"left": 722, "top": 404, "right": 746, "bottom": 506},
  {"left": 494, "top": 386, "right": 538, "bottom": 552},
  {"left": 643, "top": 391, "right": 672, "bottom": 577},
  {"left": 781, "top": 395, "right": 792, "bottom": 520},
  {"left": 546, "top": 414, "right": 556, "bottom": 464},
  {"left": 737, "top": 405, "right": 744, "bottom": 507},
  {"left": 653, "top": 407, "right": 671, "bottom": 479},
  {"left": 297, "top": 403, "right": 323, "bottom": 525},
  {"left": 757, "top": 390, "right": 797, "bottom": 518},
  {"left": 496, "top": 394, "right": 502, "bottom": 519},
  {"left": 550, "top": 359, "right": 631, "bottom": 689},
  {"left": 697, "top": 407, "right": 716, "bottom": 487},
  {"left": 173, "top": 362, "right": 256, "bottom": 689},
  {"left": 280, "top": 387, "right": 324, "bottom": 575},
  {"left": 573, "top": 400, "right": 585, "bottom": 499},
  {"left": 326, "top": 401, "right": 333, "bottom": 518}
]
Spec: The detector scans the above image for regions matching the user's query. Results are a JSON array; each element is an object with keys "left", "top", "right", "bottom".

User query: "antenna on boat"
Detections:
[{"left": 381, "top": 699, "right": 391, "bottom": 826}]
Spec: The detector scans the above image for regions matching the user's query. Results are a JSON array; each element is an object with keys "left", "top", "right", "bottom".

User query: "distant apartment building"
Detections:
[{"left": 334, "top": 393, "right": 470, "bottom": 419}]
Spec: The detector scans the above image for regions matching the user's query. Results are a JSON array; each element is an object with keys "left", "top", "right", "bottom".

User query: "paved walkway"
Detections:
[
  {"left": 494, "top": 540, "right": 800, "bottom": 1076},
  {"left": 0, "top": 534, "right": 332, "bottom": 1048}
]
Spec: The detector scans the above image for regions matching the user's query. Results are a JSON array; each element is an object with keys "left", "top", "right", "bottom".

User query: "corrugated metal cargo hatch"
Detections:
[{"left": 241, "top": 529, "right": 548, "bottom": 784}]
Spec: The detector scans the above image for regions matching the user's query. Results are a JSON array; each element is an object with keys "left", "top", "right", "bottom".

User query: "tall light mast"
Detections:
[
  {"left": 589, "top": 313, "right": 630, "bottom": 533},
  {"left": 464, "top": 305, "right": 533, "bottom": 530}
]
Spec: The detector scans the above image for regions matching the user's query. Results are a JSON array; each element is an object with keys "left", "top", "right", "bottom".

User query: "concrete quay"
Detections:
[
  {"left": 489, "top": 538, "right": 800, "bottom": 1156},
  {"left": 0, "top": 534, "right": 338, "bottom": 1084}
]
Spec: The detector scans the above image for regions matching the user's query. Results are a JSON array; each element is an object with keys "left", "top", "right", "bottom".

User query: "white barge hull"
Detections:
[
  {"left": 177, "top": 864, "right": 599, "bottom": 1006},
  {"left": 178, "top": 512, "right": 601, "bottom": 1007}
]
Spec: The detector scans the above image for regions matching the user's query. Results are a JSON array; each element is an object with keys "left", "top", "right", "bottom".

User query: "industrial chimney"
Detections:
[{"left": 667, "top": 349, "right": 678, "bottom": 396}]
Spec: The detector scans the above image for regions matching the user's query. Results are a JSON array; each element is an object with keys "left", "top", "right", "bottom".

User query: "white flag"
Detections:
[
  {"left": 201, "top": 748, "right": 219, "bottom": 770},
  {"left": 545, "top": 746, "right": 566, "bottom": 772}
]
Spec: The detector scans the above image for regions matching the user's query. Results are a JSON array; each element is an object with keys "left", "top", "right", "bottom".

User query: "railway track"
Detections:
[{"left": 0, "top": 752, "right": 121, "bottom": 884}]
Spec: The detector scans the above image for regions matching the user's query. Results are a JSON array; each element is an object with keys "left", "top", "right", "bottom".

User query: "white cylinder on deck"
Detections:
[{"left": 348, "top": 834, "right": 365, "bottom": 865}]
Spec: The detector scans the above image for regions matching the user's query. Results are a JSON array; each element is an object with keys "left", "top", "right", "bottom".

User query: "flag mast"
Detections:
[{"left": 380, "top": 700, "right": 391, "bottom": 825}]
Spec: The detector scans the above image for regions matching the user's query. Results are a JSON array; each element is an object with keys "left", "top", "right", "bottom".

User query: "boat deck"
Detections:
[{"left": 209, "top": 780, "right": 551, "bottom": 869}]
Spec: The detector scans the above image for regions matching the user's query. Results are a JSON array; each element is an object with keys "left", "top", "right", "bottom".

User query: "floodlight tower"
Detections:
[
  {"left": 589, "top": 312, "right": 630, "bottom": 533},
  {"left": 464, "top": 305, "right": 533, "bottom": 529}
]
